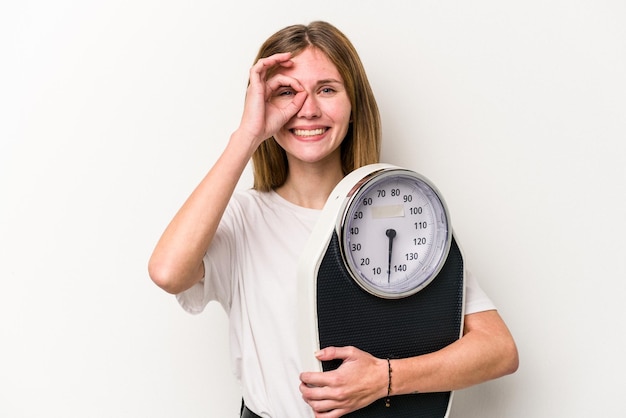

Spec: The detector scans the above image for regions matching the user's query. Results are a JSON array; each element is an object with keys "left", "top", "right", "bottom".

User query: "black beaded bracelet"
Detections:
[{"left": 385, "top": 358, "right": 392, "bottom": 407}]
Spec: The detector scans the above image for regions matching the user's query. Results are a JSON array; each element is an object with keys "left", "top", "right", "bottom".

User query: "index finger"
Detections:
[
  {"left": 300, "top": 369, "right": 333, "bottom": 391},
  {"left": 250, "top": 52, "right": 294, "bottom": 81}
]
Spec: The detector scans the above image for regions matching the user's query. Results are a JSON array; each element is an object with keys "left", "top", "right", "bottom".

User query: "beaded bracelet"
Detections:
[{"left": 385, "top": 358, "right": 392, "bottom": 407}]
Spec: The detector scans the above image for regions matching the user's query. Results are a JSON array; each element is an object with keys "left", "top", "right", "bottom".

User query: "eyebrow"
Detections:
[{"left": 317, "top": 78, "right": 344, "bottom": 86}]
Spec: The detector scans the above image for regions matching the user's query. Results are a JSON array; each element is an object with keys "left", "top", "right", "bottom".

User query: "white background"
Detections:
[{"left": 2, "top": 1, "right": 625, "bottom": 417}]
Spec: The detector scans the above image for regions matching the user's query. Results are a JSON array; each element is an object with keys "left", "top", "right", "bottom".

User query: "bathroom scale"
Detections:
[{"left": 298, "top": 163, "right": 465, "bottom": 417}]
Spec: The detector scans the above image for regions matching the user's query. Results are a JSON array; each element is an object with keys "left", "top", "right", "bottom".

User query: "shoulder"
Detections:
[
  {"left": 231, "top": 188, "right": 320, "bottom": 219},
  {"left": 222, "top": 189, "right": 287, "bottom": 228},
  {"left": 229, "top": 188, "right": 276, "bottom": 208},
  {"left": 227, "top": 189, "right": 274, "bottom": 218}
]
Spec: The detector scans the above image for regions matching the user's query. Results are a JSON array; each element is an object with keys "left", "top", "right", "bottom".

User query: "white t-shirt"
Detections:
[{"left": 177, "top": 189, "right": 495, "bottom": 417}]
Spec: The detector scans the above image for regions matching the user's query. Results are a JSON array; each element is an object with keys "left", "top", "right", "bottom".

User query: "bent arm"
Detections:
[
  {"left": 391, "top": 309, "right": 519, "bottom": 394},
  {"left": 300, "top": 310, "right": 518, "bottom": 417},
  {"left": 148, "top": 135, "right": 255, "bottom": 294},
  {"left": 148, "top": 53, "right": 307, "bottom": 294}
]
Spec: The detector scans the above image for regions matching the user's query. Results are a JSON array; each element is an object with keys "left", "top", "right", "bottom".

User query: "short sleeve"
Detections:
[
  {"left": 175, "top": 253, "right": 224, "bottom": 314},
  {"left": 175, "top": 206, "right": 238, "bottom": 315},
  {"left": 464, "top": 269, "right": 497, "bottom": 314}
]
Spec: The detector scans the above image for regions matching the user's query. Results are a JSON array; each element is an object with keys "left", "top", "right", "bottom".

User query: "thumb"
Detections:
[{"left": 283, "top": 90, "right": 308, "bottom": 118}]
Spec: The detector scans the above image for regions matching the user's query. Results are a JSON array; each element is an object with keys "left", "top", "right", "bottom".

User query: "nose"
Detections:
[{"left": 297, "top": 93, "right": 321, "bottom": 119}]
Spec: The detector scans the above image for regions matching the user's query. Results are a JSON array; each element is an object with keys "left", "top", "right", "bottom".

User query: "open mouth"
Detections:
[{"left": 291, "top": 128, "right": 327, "bottom": 137}]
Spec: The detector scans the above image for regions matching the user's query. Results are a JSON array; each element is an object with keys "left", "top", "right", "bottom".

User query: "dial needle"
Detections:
[{"left": 386, "top": 229, "right": 396, "bottom": 283}]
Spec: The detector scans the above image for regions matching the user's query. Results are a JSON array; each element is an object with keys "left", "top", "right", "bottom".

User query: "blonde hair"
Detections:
[{"left": 251, "top": 21, "right": 381, "bottom": 191}]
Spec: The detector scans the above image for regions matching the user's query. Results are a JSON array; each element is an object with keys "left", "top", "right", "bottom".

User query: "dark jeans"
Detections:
[{"left": 240, "top": 400, "right": 262, "bottom": 418}]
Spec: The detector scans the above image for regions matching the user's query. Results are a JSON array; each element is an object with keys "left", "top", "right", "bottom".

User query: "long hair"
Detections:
[{"left": 251, "top": 21, "right": 381, "bottom": 191}]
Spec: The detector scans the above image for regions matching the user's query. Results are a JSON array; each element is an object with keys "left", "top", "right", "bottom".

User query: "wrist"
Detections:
[
  {"left": 231, "top": 127, "right": 266, "bottom": 153},
  {"left": 385, "top": 358, "right": 393, "bottom": 407},
  {"left": 228, "top": 129, "right": 262, "bottom": 159}
]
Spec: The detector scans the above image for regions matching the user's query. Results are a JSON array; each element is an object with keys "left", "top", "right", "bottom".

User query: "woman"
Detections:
[{"left": 149, "top": 21, "right": 518, "bottom": 418}]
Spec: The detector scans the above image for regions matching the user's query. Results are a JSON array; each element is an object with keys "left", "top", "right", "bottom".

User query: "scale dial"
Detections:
[{"left": 339, "top": 168, "right": 451, "bottom": 299}]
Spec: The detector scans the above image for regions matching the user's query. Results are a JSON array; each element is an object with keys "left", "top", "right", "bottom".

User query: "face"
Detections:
[{"left": 270, "top": 47, "right": 352, "bottom": 166}]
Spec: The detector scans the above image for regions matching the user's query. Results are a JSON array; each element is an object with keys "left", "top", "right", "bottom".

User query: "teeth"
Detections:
[{"left": 293, "top": 128, "right": 325, "bottom": 136}]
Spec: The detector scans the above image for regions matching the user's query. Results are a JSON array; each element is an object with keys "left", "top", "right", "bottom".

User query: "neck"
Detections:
[{"left": 275, "top": 160, "right": 344, "bottom": 209}]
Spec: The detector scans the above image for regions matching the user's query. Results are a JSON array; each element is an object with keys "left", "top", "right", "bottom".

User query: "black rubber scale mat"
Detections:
[{"left": 316, "top": 232, "right": 464, "bottom": 417}]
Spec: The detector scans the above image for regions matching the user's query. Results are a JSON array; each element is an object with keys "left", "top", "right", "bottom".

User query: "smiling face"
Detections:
[{"left": 270, "top": 47, "right": 352, "bottom": 167}]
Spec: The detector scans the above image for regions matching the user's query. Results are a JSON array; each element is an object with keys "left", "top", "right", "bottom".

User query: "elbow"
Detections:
[
  {"left": 148, "top": 257, "right": 195, "bottom": 295},
  {"left": 497, "top": 333, "right": 520, "bottom": 377},
  {"left": 148, "top": 261, "right": 178, "bottom": 294},
  {"left": 464, "top": 310, "right": 519, "bottom": 382},
  {"left": 505, "top": 339, "right": 520, "bottom": 375}
]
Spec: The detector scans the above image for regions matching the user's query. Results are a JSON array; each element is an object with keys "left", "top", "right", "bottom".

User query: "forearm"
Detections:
[
  {"left": 391, "top": 310, "right": 519, "bottom": 395},
  {"left": 148, "top": 131, "right": 256, "bottom": 294}
]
